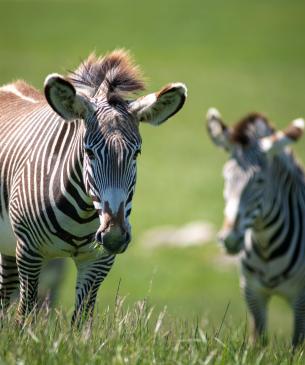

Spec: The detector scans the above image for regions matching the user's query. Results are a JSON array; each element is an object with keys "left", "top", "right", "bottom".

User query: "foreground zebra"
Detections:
[
  {"left": 207, "top": 108, "right": 305, "bottom": 346},
  {"left": 0, "top": 50, "right": 187, "bottom": 325}
]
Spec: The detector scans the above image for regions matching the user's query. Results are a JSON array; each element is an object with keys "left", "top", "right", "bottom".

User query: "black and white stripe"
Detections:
[
  {"left": 0, "top": 50, "right": 187, "bottom": 326},
  {"left": 207, "top": 108, "right": 305, "bottom": 345}
]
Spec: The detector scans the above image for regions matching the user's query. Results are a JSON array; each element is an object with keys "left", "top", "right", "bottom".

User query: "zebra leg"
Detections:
[
  {"left": 292, "top": 292, "right": 305, "bottom": 346},
  {"left": 72, "top": 253, "right": 115, "bottom": 327},
  {"left": 244, "top": 285, "right": 270, "bottom": 343},
  {"left": 0, "top": 254, "right": 19, "bottom": 314},
  {"left": 16, "top": 246, "right": 43, "bottom": 323}
]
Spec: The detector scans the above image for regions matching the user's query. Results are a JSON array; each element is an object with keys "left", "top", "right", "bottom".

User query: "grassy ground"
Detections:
[
  {"left": 1, "top": 0, "right": 305, "bottom": 363},
  {"left": 0, "top": 300, "right": 303, "bottom": 365}
]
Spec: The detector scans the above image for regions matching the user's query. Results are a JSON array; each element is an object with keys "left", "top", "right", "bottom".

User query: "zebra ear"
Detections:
[
  {"left": 259, "top": 118, "right": 304, "bottom": 154},
  {"left": 206, "top": 108, "right": 232, "bottom": 151},
  {"left": 129, "top": 83, "right": 187, "bottom": 126},
  {"left": 44, "top": 74, "right": 93, "bottom": 121}
]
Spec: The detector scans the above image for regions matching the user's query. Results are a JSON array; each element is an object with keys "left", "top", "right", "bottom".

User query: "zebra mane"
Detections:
[
  {"left": 232, "top": 113, "right": 305, "bottom": 183},
  {"left": 68, "top": 49, "right": 145, "bottom": 100},
  {"left": 231, "top": 112, "right": 275, "bottom": 145}
]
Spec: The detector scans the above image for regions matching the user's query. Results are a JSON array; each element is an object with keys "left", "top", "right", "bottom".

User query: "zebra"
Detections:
[
  {"left": 0, "top": 50, "right": 187, "bottom": 325},
  {"left": 206, "top": 108, "right": 305, "bottom": 346}
]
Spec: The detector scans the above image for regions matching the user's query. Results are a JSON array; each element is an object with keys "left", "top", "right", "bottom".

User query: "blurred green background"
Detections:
[{"left": 1, "top": 0, "right": 305, "bottom": 338}]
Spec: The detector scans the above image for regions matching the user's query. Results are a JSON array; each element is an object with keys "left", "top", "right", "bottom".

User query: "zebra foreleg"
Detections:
[
  {"left": 72, "top": 253, "right": 115, "bottom": 328},
  {"left": 292, "top": 291, "right": 305, "bottom": 347},
  {"left": 16, "top": 246, "right": 43, "bottom": 324},
  {"left": 244, "top": 285, "right": 270, "bottom": 343},
  {"left": 0, "top": 254, "right": 19, "bottom": 317}
]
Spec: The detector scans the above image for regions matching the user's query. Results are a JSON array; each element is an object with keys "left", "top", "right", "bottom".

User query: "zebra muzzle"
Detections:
[
  {"left": 95, "top": 202, "right": 131, "bottom": 254},
  {"left": 95, "top": 226, "right": 131, "bottom": 254},
  {"left": 217, "top": 229, "right": 244, "bottom": 255}
]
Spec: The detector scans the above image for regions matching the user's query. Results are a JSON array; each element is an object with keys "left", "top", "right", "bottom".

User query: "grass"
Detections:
[
  {"left": 0, "top": 299, "right": 303, "bottom": 365},
  {"left": 0, "top": 0, "right": 305, "bottom": 363}
]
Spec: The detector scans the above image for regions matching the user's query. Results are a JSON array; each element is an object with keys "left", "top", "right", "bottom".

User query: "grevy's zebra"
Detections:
[
  {"left": 207, "top": 108, "right": 305, "bottom": 346},
  {"left": 0, "top": 50, "right": 187, "bottom": 325}
]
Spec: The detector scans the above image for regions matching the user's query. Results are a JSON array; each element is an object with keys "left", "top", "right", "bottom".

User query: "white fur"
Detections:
[
  {"left": 224, "top": 198, "right": 239, "bottom": 224},
  {"left": 209, "top": 119, "right": 223, "bottom": 137},
  {"left": 129, "top": 93, "right": 157, "bottom": 114},
  {"left": 44, "top": 73, "right": 93, "bottom": 120},
  {"left": 171, "top": 82, "right": 187, "bottom": 97},
  {"left": 292, "top": 118, "right": 305, "bottom": 130},
  {"left": 206, "top": 107, "right": 221, "bottom": 120},
  {"left": 0, "top": 84, "right": 38, "bottom": 104},
  {"left": 130, "top": 83, "right": 186, "bottom": 125},
  {"left": 44, "top": 73, "right": 62, "bottom": 88},
  {"left": 259, "top": 136, "right": 273, "bottom": 152}
]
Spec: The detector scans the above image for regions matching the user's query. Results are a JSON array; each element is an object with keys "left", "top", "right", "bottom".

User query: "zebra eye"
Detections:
[
  {"left": 85, "top": 148, "right": 95, "bottom": 160},
  {"left": 133, "top": 149, "right": 141, "bottom": 160}
]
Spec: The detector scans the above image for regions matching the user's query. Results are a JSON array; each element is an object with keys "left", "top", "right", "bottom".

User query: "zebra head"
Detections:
[
  {"left": 44, "top": 50, "right": 187, "bottom": 254},
  {"left": 207, "top": 108, "right": 304, "bottom": 255}
]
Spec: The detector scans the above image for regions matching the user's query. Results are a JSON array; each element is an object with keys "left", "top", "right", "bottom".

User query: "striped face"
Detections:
[
  {"left": 206, "top": 108, "right": 304, "bottom": 255},
  {"left": 44, "top": 72, "right": 187, "bottom": 254},
  {"left": 220, "top": 149, "right": 266, "bottom": 254},
  {"left": 82, "top": 102, "right": 141, "bottom": 254}
]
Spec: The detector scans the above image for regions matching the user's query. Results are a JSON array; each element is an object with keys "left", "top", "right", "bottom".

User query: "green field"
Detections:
[{"left": 1, "top": 0, "right": 305, "bottom": 363}]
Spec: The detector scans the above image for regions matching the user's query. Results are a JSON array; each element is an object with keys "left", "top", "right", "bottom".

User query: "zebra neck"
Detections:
[
  {"left": 250, "top": 154, "right": 305, "bottom": 258},
  {"left": 51, "top": 117, "right": 95, "bottom": 216}
]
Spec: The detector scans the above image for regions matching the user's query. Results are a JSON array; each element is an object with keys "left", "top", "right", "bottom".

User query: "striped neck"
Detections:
[{"left": 250, "top": 152, "right": 305, "bottom": 257}]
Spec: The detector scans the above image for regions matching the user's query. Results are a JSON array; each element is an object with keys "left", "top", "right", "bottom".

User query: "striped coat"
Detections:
[
  {"left": 207, "top": 108, "right": 305, "bottom": 346},
  {"left": 0, "top": 50, "right": 187, "bottom": 325}
]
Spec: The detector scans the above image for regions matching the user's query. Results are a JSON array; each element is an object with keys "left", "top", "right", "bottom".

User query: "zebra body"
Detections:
[
  {"left": 0, "top": 51, "right": 187, "bottom": 325},
  {"left": 207, "top": 108, "right": 305, "bottom": 345},
  {"left": 0, "top": 89, "right": 99, "bottom": 258}
]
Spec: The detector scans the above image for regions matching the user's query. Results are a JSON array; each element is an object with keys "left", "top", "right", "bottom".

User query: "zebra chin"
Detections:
[{"left": 95, "top": 228, "right": 131, "bottom": 255}]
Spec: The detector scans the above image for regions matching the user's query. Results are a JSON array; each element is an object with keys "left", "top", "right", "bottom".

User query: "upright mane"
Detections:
[
  {"left": 68, "top": 49, "right": 145, "bottom": 99},
  {"left": 231, "top": 112, "right": 274, "bottom": 145},
  {"left": 231, "top": 113, "right": 305, "bottom": 183}
]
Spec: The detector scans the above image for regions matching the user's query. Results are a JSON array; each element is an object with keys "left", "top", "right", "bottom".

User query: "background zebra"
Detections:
[
  {"left": 0, "top": 50, "right": 187, "bottom": 325},
  {"left": 206, "top": 108, "right": 305, "bottom": 346}
]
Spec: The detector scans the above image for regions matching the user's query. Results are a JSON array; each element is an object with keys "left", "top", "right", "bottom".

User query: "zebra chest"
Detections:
[
  {"left": 44, "top": 237, "right": 102, "bottom": 260},
  {"left": 42, "top": 216, "right": 101, "bottom": 258},
  {"left": 241, "top": 246, "right": 303, "bottom": 295}
]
